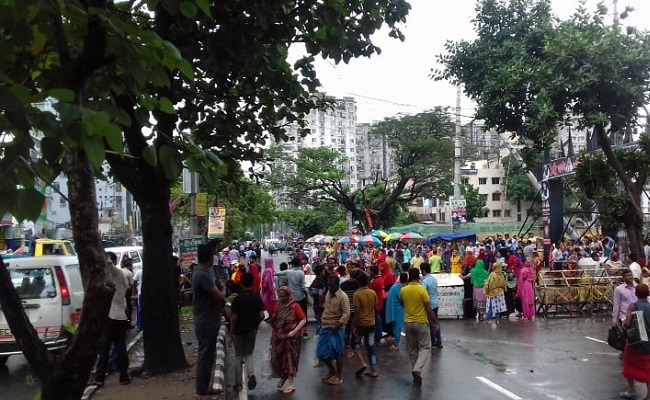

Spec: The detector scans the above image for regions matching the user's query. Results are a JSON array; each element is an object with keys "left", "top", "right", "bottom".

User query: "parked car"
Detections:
[
  {"left": 0, "top": 256, "right": 84, "bottom": 366},
  {"left": 104, "top": 246, "right": 144, "bottom": 274}
]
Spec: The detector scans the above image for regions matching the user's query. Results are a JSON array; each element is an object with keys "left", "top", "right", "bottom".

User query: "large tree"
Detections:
[
  {"left": 0, "top": 0, "right": 412, "bottom": 397},
  {"left": 437, "top": 0, "right": 650, "bottom": 256},
  {"left": 269, "top": 110, "right": 454, "bottom": 230}
]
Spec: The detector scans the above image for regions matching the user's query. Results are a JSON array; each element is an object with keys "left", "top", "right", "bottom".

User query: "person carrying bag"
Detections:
[{"left": 618, "top": 283, "right": 650, "bottom": 400}]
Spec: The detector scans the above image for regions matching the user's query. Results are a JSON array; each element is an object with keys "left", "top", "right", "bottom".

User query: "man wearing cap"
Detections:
[
  {"left": 221, "top": 247, "right": 232, "bottom": 266},
  {"left": 275, "top": 256, "right": 309, "bottom": 339}
]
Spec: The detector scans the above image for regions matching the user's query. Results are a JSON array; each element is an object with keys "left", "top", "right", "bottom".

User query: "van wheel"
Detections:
[{"left": 0, "top": 356, "right": 8, "bottom": 366}]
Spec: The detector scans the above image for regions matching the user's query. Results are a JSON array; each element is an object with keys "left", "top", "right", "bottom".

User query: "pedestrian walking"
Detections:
[
  {"left": 230, "top": 272, "right": 265, "bottom": 393},
  {"left": 353, "top": 272, "right": 379, "bottom": 378},
  {"left": 261, "top": 259, "right": 276, "bottom": 319},
  {"left": 316, "top": 275, "right": 350, "bottom": 385},
  {"left": 275, "top": 257, "right": 308, "bottom": 339},
  {"left": 484, "top": 262, "right": 508, "bottom": 324},
  {"left": 517, "top": 260, "right": 536, "bottom": 320},
  {"left": 618, "top": 283, "right": 650, "bottom": 400},
  {"left": 270, "top": 286, "right": 307, "bottom": 394},
  {"left": 420, "top": 263, "right": 442, "bottom": 348},
  {"left": 399, "top": 267, "right": 438, "bottom": 385},
  {"left": 461, "top": 259, "right": 488, "bottom": 321},
  {"left": 386, "top": 272, "right": 407, "bottom": 351},
  {"left": 192, "top": 244, "right": 226, "bottom": 400}
]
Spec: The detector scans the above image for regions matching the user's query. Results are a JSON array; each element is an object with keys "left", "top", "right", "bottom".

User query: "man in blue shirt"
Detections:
[{"left": 420, "top": 263, "right": 442, "bottom": 348}]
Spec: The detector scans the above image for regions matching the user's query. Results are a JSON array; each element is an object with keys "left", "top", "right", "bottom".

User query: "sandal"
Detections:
[
  {"left": 327, "top": 376, "right": 343, "bottom": 385},
  {"left": 355, "top": 365, "right": 367, "bottom": 376},
  {"left": 365, "top": 371, "right": 379, "bottom": 378},
  {"left": 277, "top": 378, "right": 286, "bottom": 388},
  {"left": 283, "top": 386, "right": 296, "bottom": 394},
  {"left": 618, "top": 392, "right": 638, "bottom": 399},
  {"left": 321, "top": 373, "right": 334, "bottom": 383},
  {"left": 247, "top": 375, "right": 257, "bottom": 390}
]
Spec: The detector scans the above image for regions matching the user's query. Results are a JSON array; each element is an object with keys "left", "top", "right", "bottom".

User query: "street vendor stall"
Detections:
[{"left": 436, "top": 273, "right": 466, "bottom": 318}]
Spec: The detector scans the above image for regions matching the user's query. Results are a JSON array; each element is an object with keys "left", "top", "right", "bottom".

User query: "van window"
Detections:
[
  {"left": 11, "top": 268, "right": 57, "bottom": 299},
  {"left": 64, "top": 242, "right": 76, "bottom": 256},
  {"left": 129, "top": 251, "right": 141, "bottom": 264}
]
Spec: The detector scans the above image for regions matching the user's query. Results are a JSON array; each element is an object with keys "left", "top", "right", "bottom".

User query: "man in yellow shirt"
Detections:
[
  {"left": 353, "top": 272, "right": 380, "bottom": 378},
  {"left": 399, "top": 268, "right": 438, "bottom": 385},
  {"left": 410, "top": 249, "right": 425, "bottom": 272}
]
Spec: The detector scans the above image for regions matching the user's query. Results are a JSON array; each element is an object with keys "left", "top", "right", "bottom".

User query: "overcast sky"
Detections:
[{"left": 293, "top": 0, "right": 650, "bottom": 124}]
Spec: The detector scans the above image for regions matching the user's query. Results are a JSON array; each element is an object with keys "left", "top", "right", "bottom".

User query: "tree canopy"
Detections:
[
  {"left": 268, "top": 109, "right": 454, "bottom": 230},
  {"left": 437, "top": 0, "right": 650, "bottom": 255},
  {"left": 0, "top": 0, "right": 412, "bottom": 397}
]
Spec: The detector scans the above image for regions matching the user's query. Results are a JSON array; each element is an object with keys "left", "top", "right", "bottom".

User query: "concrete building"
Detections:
[
  {"left": 355, "top": 123, "right": 396, "bottom": 187},
  {"left": 274, "top": 96, "right": 360, "bottom": 190}
]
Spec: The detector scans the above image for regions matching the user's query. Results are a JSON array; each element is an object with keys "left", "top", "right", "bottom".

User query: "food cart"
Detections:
[{"left": 436, "top": 273, "right": 466, "bottom": 318}]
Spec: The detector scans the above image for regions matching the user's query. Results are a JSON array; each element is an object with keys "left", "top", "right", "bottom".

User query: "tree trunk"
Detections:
[
  {"left": 137, "top": 182, "right": 188, "bottom": 374},
  {"left": 625, "top": 188, "right": 644, "bottom": 260},
  {"left": 0, "top": 147, "right": 115, "bottom": 400}
]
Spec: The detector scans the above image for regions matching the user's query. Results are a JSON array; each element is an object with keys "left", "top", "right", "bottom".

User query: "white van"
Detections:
[
  {"left": 0, "top": 256, "right": 84, "bottom": 365},
  {"left": 104, "top": 246, "right": 143, "bottom": 274}
]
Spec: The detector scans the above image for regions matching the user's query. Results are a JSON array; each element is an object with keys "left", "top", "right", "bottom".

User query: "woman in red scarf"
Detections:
[{"left": 270, "top": 286, "right": 307, "bottom": 394}]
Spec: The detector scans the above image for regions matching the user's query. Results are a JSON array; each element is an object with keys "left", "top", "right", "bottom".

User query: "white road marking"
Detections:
[
  {"left": 476, "top": 376, "right": 523, "bottom": 400},
  {"left": 584, "top": 336, "right": 607, "bottom": 344}
]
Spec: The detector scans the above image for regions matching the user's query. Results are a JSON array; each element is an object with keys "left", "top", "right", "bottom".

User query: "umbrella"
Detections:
[
  {"left": 337, "top": 236, "right": 357, "bottom": 244},
  {"left": 318, "top": 236, "right": 334, "bottom": 244},
  {"left": 400, "top": 233, "right": 424, "bottom": 243},
  {"left": 369, "top": 230, "right": 388, "bottom": 237},
  {"left": 383, "top": 233, "right": 403, "bottom": 242},
  {"left": 358, "top": 235, "right": 382, "bottom": 246}
]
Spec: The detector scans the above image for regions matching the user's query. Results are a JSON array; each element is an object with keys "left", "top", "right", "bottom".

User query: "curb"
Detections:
[
  {"left": 82, "top": 330, "right": 143, "bottom": 400},
  {"left": 212, "top": 323, "right": 228, "bottom": 398}
]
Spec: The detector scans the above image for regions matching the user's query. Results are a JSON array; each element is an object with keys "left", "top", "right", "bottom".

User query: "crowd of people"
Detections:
[{"left": 90, "top": 233, "right": 650, "bottom": 399}]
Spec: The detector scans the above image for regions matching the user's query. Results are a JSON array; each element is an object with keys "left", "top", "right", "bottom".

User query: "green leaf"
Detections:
[
  {"left": 159, "top": 145, "right": 182, "bottom": 179},
  {"left": 177, "top": 58, "right": 193, "bottom": 81},
  {"left": 31, "top": 31, "right": 47, "bottom": 56},
  {"left": 82, "top": 110, "right": 112, "bottom": 136},
  {"left": 48, "top": 88, "right": 75, "bottom": 103},
  {"left": 39, "top": 136, "right": 63, "bottom": 163},
  {"left": 79, "top": 135, "right": 106, "bottom": 169},
  {"left": 13, "top": 188, "right": 45, "bottom": 222},
  {"left": 195, "top": 0, "right": 211, "bottom": 18},
  {"left": 32, "top": 160, "right": 56, "bottom": 183},
  {"left": 103, "top": 124, "right": 124, "bottom": 155},
  {"left": 158, "top": 97, "right": 175, "bottom": 114},
  {"left": 179, "top": 1, "right": 197, "bottom": 18},
  {"left": 143, "top": 145, "right": 158, "bottom": 167}
]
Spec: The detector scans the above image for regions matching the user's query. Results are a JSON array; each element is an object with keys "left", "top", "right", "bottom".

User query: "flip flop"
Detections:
[
  {"left": 277, "top": 378, "right": 286, "bottom": 388},
  {"left": 321, "top": 373, "right": 334, "bottom": 383},
  {"left": 283, "top": 386, "right": 296, "bottom": 394},
  {"left": 248, "top": 375, "right": 257, "bottom": 390},
  {"left": 618, "top": 392, "right": 638, "bottom": 399},
  {"left": 355, "top": 365, "right": 367, "bottom": 376},
  {"left": 365, "top": 371, "right": 379, "bottom": 378}
]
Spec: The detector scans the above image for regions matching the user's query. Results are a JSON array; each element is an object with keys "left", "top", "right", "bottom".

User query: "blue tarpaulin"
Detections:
[{"left": 429, "top": 232, "right": 477, "bottom": 243}]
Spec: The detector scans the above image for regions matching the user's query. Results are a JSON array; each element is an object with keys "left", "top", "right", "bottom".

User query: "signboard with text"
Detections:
[
  {"left": 179, "top": 236, "right": 204, "bottom": 261},
  {"left": 208, "top": 207, "right": 226, "bottom": 238},
  {"left": 449, "top": 196, "right": 467, "bottom": 224},
  {"left": 196, "top": 193, "right": 208, "bottom": 217}
]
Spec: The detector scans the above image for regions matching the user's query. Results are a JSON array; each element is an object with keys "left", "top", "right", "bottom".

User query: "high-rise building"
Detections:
[
  {"left": 274, "top": 96, "right": 360, "bottom": 190},
  {"left": 355, "top": 123, "right": 396, "bottom": 188}
]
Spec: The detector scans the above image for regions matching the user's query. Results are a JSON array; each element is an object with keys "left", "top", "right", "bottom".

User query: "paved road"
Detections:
[
  {"left": 0, "top": 327, "right": 141, "bottom": 399},
  {"left": 229, "top": 314, "right": 630, "bottom": 400}
]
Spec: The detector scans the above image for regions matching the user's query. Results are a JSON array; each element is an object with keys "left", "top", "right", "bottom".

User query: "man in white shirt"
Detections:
[
  {"left": 552, "top": 243, "right": 564, "bottom": 271},
  {"left": 94, "top": 252, "right": 133, "bottom": 386},
  {"left": 627, "top": 252, "right": 642, "bottom": 283}
]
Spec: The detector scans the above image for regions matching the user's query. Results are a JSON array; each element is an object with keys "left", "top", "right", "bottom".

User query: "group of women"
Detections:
[{"left": 460, "top": 249, "right": 536, "bottom": 323}]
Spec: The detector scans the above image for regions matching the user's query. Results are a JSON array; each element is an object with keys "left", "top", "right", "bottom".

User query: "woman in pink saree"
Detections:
[
  {"left": 517, "top": 260, "right": 536, "bottom": 320},
  {"left": 262, "top": 259, "right": 276, "bottom": 318}
]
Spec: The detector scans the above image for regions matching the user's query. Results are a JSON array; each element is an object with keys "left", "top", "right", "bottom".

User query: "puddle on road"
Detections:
[{"left": 472, "top": 352, "right": 515, "bottom": 374}]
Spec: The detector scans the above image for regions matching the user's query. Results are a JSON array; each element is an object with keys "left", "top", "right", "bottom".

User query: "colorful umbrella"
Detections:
[
  {"left": 383, "top": 232, "right": 403, "bottom": 242},
  {"left": 400, "top": 233, "right": 424, "bottom": 243},
  {"left": 358, "top": 235, "right": 382, "bottom": 246},
  {"left": 337, "top": 236, "right": 357, "bottom": 244},
  {"left": 369, "top": 230, "right": 388, "bottom": 237},
  {"left": 318, "top": 236, "right": 334, "bottom": 244}
]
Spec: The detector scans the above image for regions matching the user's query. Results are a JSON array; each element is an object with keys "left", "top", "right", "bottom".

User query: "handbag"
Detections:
[
  {"left": 626, "top": 305, "right": 649, "bottom": 345},
  {"left": 608, "top": 326, "right": 626, "bottom": 351}
]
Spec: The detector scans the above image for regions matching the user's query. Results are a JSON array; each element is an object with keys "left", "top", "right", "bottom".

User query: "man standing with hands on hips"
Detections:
[{"left": 193, "top": 244, "right": 226, "bottom": 400}]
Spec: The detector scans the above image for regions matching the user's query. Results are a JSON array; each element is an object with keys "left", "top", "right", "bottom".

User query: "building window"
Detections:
[
  {"left": 504, "top": 210, "right": 511, "bottom": 218},
  {"left": 517, "top": 214, "right": 522, "bottom": 222},
  {"left": 492, "top": 210, "right": 501, "bottom": 218},
  {"left": 461, "top": 178, "right": 469, "bottom": 185},
  {"left": 115, "top": 196, "right": 122, "bottom": 208},
  {"left": 59, "top": 197, "right": 66, "bottom": 207},
  {"left": 478, "top": 178, "right": 487, "bottom": 185},
  {"left": 492, "top": 177, "right": 500, "bottom": 184},
  {"left": 492, "top": 193, "right": 501, "bottom": 201}
]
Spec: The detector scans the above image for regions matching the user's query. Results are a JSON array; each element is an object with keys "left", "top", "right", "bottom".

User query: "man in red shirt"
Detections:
[{"left": 367, "top": 265, "right": 384, "bottom": 343}]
